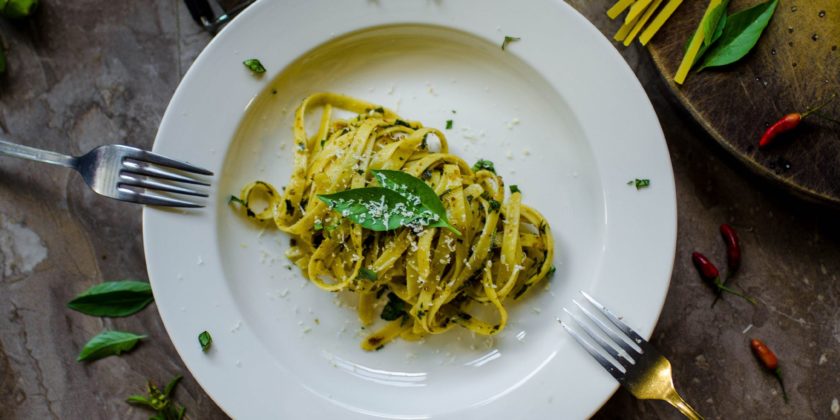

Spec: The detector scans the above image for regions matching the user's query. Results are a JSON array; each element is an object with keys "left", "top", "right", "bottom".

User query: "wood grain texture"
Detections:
[
  {"left": 646, "top": 0, "right": 840, "bottom": 206},
  {"left": 0, "top": 1, "right": 838, "bottom": 419}
]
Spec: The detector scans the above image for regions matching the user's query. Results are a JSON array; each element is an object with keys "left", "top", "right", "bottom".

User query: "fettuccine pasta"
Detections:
[{"left": 232, "top": 93, "right": 554, "bottom": 350}]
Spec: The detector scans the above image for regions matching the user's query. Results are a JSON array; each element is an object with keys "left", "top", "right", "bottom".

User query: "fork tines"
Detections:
[
  {"left": 560, "top": 291, "right": 649, "bottom": 381},
  {"left": 118, "top": 148, "right": 212, "bottom": 208}
]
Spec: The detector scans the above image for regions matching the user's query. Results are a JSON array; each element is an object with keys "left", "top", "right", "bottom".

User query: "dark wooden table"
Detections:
[{"left": 1, "top": 1, "right": 838, "bottom": 419}]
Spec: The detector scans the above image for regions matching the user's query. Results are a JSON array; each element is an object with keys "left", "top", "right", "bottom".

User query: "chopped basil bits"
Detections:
[{"left": 243, "top": 59, "right": 266, "bottom": 74}]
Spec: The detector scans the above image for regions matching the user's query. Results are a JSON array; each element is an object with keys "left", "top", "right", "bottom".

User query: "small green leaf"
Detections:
[
  {"left": 628, "top": 178, "right": 651, "bottom": 190},
  {"left": 359, "top": 268, "right": 378, "bottom": 281},
  {"left": 126, "top": 395, "right": 152, "bottom": 407},
  {"left": 698, "top": 0, "right": 779, "bottom": 71},
  {"left": 684, "top": 12, "right": 727, "bottom": 65},
  {"left": 164, "top": 375, "right": 182, "bottom": 397},
  {"left": 471, "top": 159, "right": 496, "bottom": 174},
  {"left": 1, "top": 0, "right": 39, "bottom": 19},
  {"left": 228, "top": 195, "right": 246, "bottom": 206},
  {"left": 67, "top": 280, "right": 154, "bottom": 317},
  {"left": 243, "top": 58, "right": 266, "bottom": 74},
  {"left": 702, "top": 0, "right": 729, "bottom": 46},
  {"left": 77, "top": 331, "right": 145, "bottom": 362},
  {"left": 445, "top": 120, "right": 453, "bottom": 130},
  {"left": 380, "top": 292, "right": 407, "bottom": 321},
  {"left": 501, "top": 35, "right": 520, "bottom": 50},
  {"left": 509, "top": 185, "right": 520, "bottom": 194},
  {"left": 198, "top": 331, "right": 212, "bottom": 352},
  {"left": 373, "top": 169, "right": 460, "bottom": 235}
]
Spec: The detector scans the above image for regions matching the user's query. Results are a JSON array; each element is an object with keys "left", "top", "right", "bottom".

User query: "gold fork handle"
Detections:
[{"left": 666, "top": 390, "right": 704, "bottom": 420}]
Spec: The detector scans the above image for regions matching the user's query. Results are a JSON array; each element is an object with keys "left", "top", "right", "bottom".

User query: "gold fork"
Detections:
[{"left": 560, "top": 291, "right": 704, "bottom": 420}]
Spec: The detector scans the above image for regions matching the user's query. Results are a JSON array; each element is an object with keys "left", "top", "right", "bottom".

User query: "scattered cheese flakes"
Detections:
[{"left": 831, "top": 398, "right": 839, "bottom": 415}]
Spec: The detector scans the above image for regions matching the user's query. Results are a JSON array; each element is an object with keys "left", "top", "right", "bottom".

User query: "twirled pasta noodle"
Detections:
[{"left": 233, "top": 93, "right": 554, "bottom": 350}]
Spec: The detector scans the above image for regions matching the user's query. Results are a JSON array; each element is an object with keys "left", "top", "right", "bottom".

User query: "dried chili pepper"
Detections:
[
  {"left": 691, "top": 252, "right": 756, "bottom": 305},
  {"left": 719, "top": 224, "right": 741, "bottom": 274},
  {"left": 750, "top": 338, "right": 788, "bottom": 403},
  {"left": 712, "top": 224, "right": 743, "bottom": 307},
  {"left": 759, "top": 96, "right": 836, "bottom": 149}
]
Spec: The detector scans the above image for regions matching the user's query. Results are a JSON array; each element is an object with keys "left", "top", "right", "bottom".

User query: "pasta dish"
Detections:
[{"left": 231, "top": 93, "right": 554, "bottom": 350}]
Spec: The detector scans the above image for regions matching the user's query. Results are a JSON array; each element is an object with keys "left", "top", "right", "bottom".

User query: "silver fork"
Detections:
[
  {"left": 560, "top": 291, "right": 704, "bottom": 420},
  {"left": 0, "top": 138, "right": 212, "bottom": 208}
]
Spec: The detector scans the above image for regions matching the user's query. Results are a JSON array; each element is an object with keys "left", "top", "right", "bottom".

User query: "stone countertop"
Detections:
[{"left": 0, "top": 1, "right": 837, "bottom": 419}]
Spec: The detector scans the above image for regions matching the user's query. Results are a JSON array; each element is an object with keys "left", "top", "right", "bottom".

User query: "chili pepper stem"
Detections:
[
  {"left": 714, "top": 279, "right": 756, "bottom": 305},
  {"left": 811, "top": 111, "right": 840, "bottom": 125},
  {"left": 800, "top": 95, "right": 836, "bottom": 119},
  {"left": 774, "top": 368, "right": 788, "bottom": 403}
]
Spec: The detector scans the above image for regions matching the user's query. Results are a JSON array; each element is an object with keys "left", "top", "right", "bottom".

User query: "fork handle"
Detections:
[
  {"left": 0, "top": 138, "right": 78, "bottom": 169},
  {"left": 666, "top": 390, "right": 704, "bottom": 420}
]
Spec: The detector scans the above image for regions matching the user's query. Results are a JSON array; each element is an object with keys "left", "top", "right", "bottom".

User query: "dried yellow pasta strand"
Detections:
[
  {"left": 607, "top": 0, "right": 636, "bottom": 19},
  {"left": 625, "top": 0, "right": 653, "bottom": 23},
  {"left": 639, "top": 0, "right": 683, "bottom": 45},
  {"left": 623, "top": 0, "right": 664, "bottom": 46}
]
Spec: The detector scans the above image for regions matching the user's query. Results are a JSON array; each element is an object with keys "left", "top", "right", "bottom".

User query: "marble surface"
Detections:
[{"left": 0, "top": 1, "right": 837, "bottom": 419}]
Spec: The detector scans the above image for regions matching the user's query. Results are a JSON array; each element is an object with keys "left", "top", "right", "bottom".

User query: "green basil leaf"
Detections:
[
  {"left": 684, "top": 12, "right": 727, "bottom": 65},
  {"left": 698, "top": 0, "right": 778, "bottom": 71},
  {"left": 67, "top": 280, "right": 154, "bottom": 317},
  {"left": 77, "top": 330, "right": 145, "bottom": 362},
  {"left": 702, "top": 0, "right": 729, "bottom": 46},
  {"left": 198, "top": 331, "right": 212, "bottom": 352},
  {"left": 318, "top": 187, "right": 417, "bottom": 231},
  {"left": 372, "top": 169, "right": 459, "bottom": 235}
]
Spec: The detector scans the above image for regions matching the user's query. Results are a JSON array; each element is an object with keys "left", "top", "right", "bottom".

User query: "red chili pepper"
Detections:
[
  {"left": 719, "top": 224, "right": 741, "bottom": 274},
  {"left": 759, "top": 96, "right": 836, "bottom": 149},
  {"left": 691, "top": 252, "right": 756, "bottom": 305},
  {"left": 713, "top": 224, "right": 742, "bottom": 307},
  {"left": 750, "top": 338, "right": 787, "bottom": 403}
]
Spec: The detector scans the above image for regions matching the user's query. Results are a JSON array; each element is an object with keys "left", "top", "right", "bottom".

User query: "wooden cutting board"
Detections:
[{"left": 645, "top": 0, "right": 840, "bottom": 206}]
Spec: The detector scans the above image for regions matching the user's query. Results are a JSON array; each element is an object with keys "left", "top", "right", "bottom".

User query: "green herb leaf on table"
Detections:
[
  {"left": 198, "top": 331, "right": 212, "bottom": 352},
  {"left": 67, "top": 280, "right": 153, "bottom": 317},
  {"left": 501, "top": 36, "right": 520, "bottom": 50},
  {"left": 359, "top": 267, "right": 378, "bottom": 281},
  {"left": 684, "top": 12, "right": 727, "bottom": 66},
  {"left": 1, "top": 0, "right": 39, "bottom": 19},
  {"left": 445, "top": 119, "right": 453, "bottom": 129},
  {"left": 702, "top": 0, "right": 730, "bottom": 47},
  {"left": 697, "top": 0, "right": 779, "bottom": 71},
  {"left": 243, "top": 58, "right": 266, "bottom": 74},
  {"left": 77, "top": 330, "right": 145, "bottom": 362}
]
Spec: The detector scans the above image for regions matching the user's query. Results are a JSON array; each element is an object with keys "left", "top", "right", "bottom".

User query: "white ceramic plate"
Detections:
[{"left": 144, "top": 0, "right": 677, "bottom": 418}]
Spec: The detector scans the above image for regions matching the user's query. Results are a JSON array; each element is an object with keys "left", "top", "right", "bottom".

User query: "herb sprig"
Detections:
[{"left": 126, "top": 375, "right": 186, "bottom": 420}]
